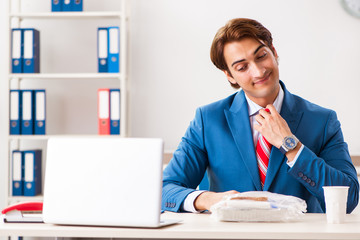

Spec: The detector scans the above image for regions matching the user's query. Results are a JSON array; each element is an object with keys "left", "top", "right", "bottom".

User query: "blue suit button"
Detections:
[
  {"left": 165, "top": 202, "right": 169, "bottom": 207},
  {"left": 306, "top": 178, "right": 311, "bottom": 184},
  {"left": 310, "top": 181, "right": 316, "bottom": 187},
  {"left": 298, "top": 172, "right": 304, "bottom": 177},
  {"left": 302, "top": 175, "right": 307, "bottom": 181}
]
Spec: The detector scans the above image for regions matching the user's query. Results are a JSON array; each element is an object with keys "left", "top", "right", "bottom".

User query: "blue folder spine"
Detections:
[
  {"left": 110, "top": 89, "right": 120, "bottom": 135},
  {"left": 11, "top": 28, "right": 23, "bottom": 73},
  {"left": 10, "top": 90, "right": 22, "bottom": 135},
  {"left": 62, "top": 0, "right": 72, "bottom": 11},
  {"left": 98, "top": 27, "right": 108, "bottom": 73},
  {"left": 34, "top": 89, "right": 46, "bottom": 135},
  {"left": 12, "top": 150, "right": 24, "bottom": 196},
  {"left": 107, "top": 26, "right": 120, "bottom": 73},
  {"left": 51, "top": 0, "right": 62, "bottom": 11},
  {"left": 21, "top": 90, "right": 34, "bottom": 135},
  {"left": 72, "top": 0, "right": 83, "bottom": 11},
  {"left": 23, "top": 150, "right": 42, "bottom": 196},
  {"left": 23, "top": 28, "right": 40, "bottom": 73}
]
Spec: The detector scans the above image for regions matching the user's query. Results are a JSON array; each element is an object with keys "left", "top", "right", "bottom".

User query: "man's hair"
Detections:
[{"left": 210, "top": 18, "right": 274, "bottom": 88}]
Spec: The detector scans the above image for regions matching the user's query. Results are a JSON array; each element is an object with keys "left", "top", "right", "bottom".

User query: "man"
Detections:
[{"left": 162, "top": 18, "right": 359, "bottom": 213}]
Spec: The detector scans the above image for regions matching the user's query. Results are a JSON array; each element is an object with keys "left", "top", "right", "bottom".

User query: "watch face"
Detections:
[
  {"left": 341, "top": 0, "right": 360, "bottom": 18},
  {"left": 284, "top": 137, "right": 296, "bottom": 149}
]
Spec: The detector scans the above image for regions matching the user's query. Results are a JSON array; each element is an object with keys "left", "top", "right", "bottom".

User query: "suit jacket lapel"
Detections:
[
  {"left": 224, "top": 91, "right": 262, "bottom": 191},
  {"left": 263, "top": 82, "right": 304, "bottom": 191}
]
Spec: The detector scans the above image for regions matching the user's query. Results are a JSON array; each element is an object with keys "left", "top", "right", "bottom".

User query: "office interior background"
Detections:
[{"left": 0, "top": 0, "right": 360, "bottom": 211}]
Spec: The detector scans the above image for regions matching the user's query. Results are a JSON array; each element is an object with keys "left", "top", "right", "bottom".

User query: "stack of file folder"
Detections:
[
  {"left": 98, "top": 88, "right": 120, "bottom": 135},
  {"left": 12, "top": 149, "right": 42, "bottom": 197},
  {"left": 10, "top": 89, "right": 46, "bottom": 135},
  {"left": 11, "top": 28, "right": 40, "bottom": 73},
  {"left": 52, "top": 0, "right": 83, "bottom": 12},
  {"left": 97, "top": 27, "right": 120, "bottom": 73}
]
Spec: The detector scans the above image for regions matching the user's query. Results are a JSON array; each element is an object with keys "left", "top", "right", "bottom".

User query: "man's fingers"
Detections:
[
  {"left": 253, "top": 123, "right": 260, "bottom": 132},
  {"left": 265, "top": 104, "right": 278, "bottom": 115},
  {"left": 255, "top": 114, "right": 265, "bottom": 125}
]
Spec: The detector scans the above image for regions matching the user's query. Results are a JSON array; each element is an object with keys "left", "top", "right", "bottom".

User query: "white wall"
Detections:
[
  {"left": 128, "top": 0, "right": 360, "bottom": 155},
  {"left": 0, "top": 0, "right": 360, "bottom": 209}
]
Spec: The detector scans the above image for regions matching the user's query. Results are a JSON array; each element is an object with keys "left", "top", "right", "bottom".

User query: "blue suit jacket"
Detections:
[{"left": 162, "top": 81, "right": 359, "bottom": 213}]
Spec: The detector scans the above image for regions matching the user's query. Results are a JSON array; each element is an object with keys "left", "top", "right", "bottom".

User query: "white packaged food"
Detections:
[{"left": 210, "top": 191, "right": 307, "bottom": 222}]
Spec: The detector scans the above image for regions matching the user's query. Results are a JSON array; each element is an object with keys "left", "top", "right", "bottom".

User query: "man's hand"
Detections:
[
  {"left": 253, "top": 104, "right": 292, "bottom": 148},
  {"left": 253, "top": 104, "right": 302, "bottom": 162},
  {"left": 194, "top": 190, "right": 239, "bottom": 212}
]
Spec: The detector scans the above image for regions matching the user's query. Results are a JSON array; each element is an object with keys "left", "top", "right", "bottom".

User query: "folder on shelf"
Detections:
[
  {"left": 21, "top": 90, "right": 34, "bottom": 135},
  {"left": 97, "top": 28, "right": 108, "bottom": 73},
  {"left": 11, "top": 29, "right": 23, "bottom": 73},
  {"left": 12, "top": 151, "right": 24, "bottom": 196},
  {"left": 23, "top": 150, "right": 42, "bottom": 197},
  {"left": 23, "top": 28, "right": 40, "bottom": 73},
  {"left": 110, "top": 89, "right": 120, "bottom": 135},
  {"left": 34, "top": 89, "right": 46, "bottom": 135},
  {"left": 98, "top": 88, "right": 110, "bottom": 135},
  {"left": 72, "top": 0, "right": 83, "bottom": 11},
  {"left": 108, "top": 26, "right": 120, "bottom": 73},
  {"left": 10, "top": 90, "right": 22, "bottom": 135},
  {"left": 62, "top": 0, "right": 72, "bottom": 11},
  {"left": 51, "top": 0, "right": 62, "bottom": 12}
]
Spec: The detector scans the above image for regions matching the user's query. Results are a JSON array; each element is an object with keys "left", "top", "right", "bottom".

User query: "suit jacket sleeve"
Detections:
[
  {"left": 162, "top": 107, "right": 208, "bottom": 212},
  {"left": 288, "top": 110, "right": 359, "bottom": 213}
]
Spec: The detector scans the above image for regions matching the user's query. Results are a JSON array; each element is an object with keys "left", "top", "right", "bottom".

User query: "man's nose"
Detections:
[{"left": 249, "top": 63, "right": 265, "bottom": 78}]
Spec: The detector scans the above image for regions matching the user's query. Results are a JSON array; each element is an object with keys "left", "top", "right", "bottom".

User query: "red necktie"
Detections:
[{"left": 256, "top": 134, "right": 272, "bottom": 188}]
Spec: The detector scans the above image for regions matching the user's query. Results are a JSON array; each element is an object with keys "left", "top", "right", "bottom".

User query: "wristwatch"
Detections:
[{"left": 279, "top": 135, "right": 299, "bottom": 154}]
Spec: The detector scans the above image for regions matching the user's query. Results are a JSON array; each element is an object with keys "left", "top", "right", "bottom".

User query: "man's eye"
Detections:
[
  {"left": 237, "top": 65, "right": 247, "bottom": 71},
  {"left": 257, "top": 52, "right": 267, "bottom": 59}
]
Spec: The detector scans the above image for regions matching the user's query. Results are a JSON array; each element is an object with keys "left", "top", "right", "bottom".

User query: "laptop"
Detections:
[{"left": 43, "top": 137, "right": 180, "bottom": 228}]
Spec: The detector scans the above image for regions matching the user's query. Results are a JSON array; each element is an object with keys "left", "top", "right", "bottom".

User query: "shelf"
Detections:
[
  {"left": 7, "top": 196, "right": 44, "bottom": 203},
  {"left": 10, "top": 11, "right": 123, "bottom": 19},
  {"left": 9, "top": 134, "right": 126, "bottom": 140},
  {"left": 9, "top": 73, "right": 121, "bottom": 79},
  {"left": 4, "top": 0, "right": 128, "bottom": 207}
]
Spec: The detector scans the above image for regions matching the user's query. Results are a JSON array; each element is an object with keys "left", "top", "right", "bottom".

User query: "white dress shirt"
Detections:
[{"left": 182, "top": 84, "right": 303, "bottom": 212}]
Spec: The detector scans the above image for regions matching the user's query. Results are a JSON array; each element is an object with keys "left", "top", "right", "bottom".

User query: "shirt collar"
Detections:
[{"left": 245, "top": 84, "right": 284, "bottom": 117}]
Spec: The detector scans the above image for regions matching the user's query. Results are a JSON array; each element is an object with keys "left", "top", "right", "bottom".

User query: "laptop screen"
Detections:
[{"left": 43, "top": 137, "right": 164, "bottom": 227}]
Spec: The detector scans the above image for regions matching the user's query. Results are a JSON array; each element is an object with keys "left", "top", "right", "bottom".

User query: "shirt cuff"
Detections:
[
  {"left": 286, "top": 144, "right": 304, "bottom": 168},
  {"left": 183, "top": 190, "right": 206, "bottom": 213}
]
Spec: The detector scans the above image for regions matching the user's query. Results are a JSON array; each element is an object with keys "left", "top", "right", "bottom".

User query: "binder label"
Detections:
[
  {"left": 109, "top": 28, "right": 119, "bottom": 55},
  {"left": 99, "top": 91, "right": 109, "bottom": 119},
  {"left": 22, "top": 91, "right": 32, "bottom": 121},
  {"left": 36, "top": 91, "right": 45, "bottom": 121},
  {"left": 98, "top": 29, "right": 108, "bottom": 59},
  {"left": 12, "top": 152, "right": 22, "bottom": 181},
  {"left": 25, "top": 153, "right": 34, "bottom": 182},
  {"left": 24, "top": 30, "right": 34, "bottom": 60},
  {"left": 110, "top": 91, "right": 120, "bottom": 120},
  {"left": 10, "top": 91, "right": 19, "bottom": 120},
  {"left": 12, "top": 30, "right": 21, "bottom": 60}
]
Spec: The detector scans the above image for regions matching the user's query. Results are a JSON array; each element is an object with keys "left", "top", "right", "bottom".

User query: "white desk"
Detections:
[{"left": 1, "top": 212, "right": 360, "bottom": 239}]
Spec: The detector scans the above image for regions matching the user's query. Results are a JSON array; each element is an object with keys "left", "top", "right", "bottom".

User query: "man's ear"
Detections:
[
  {"left": 224, "top": 70, "right": 236, "bottom": 85},
  {"left": 271, "top": 45, "right": 279, "bottom": 63}
]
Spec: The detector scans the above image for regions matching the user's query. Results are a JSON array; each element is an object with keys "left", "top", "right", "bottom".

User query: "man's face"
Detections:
[{"left": 223, "top": 38, "right": 280, "bottom": 105}]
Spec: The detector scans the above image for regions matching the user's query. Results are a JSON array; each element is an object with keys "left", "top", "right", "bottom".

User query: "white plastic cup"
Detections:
[{"left": 323, "top": 186, "right": 349, "bottom": 224}]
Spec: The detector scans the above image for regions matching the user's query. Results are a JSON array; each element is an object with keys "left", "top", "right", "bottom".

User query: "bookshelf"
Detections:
[
  {"left": 2, "top": 0, "right": 129, "bottom": 206},
  {"left": 10, "top": 73, "right": 122, "bottom": 79},
  {"left": 10, "top": 11, "right": 124, "bottom": 19}
]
